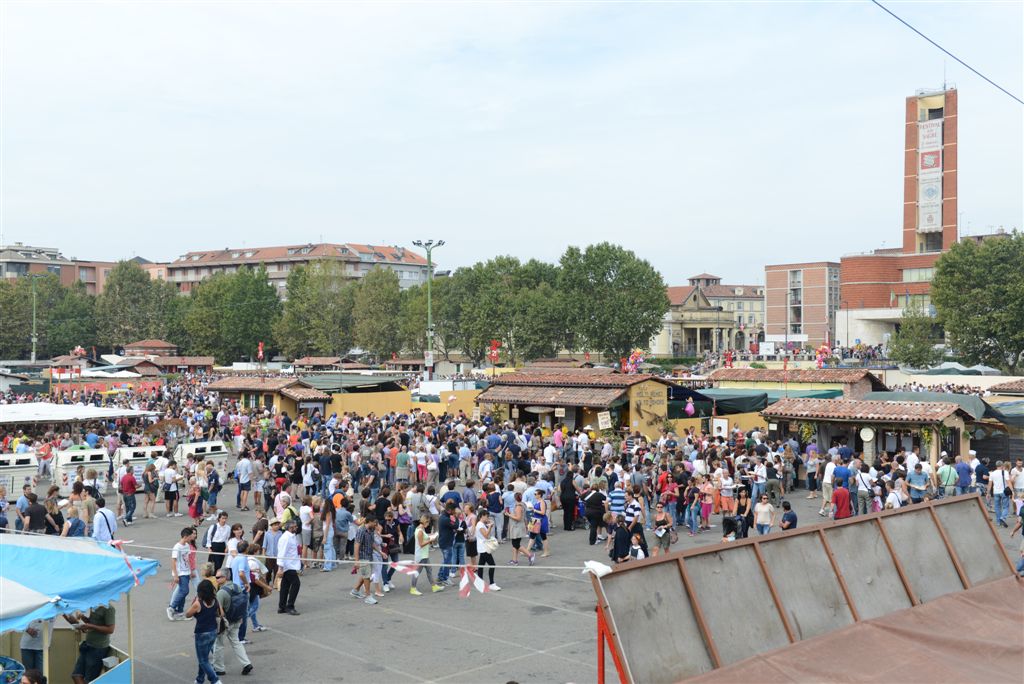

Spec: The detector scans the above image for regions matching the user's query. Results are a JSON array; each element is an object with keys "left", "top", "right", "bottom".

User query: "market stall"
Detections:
[{"left": 0, "top": 534, "right": 159, "bottom": 683}]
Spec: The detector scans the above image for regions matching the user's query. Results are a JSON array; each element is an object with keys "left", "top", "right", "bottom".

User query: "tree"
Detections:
[
  {"left": 558, "top": 243, "right": 670, "bottom": 361},
  {"left": 353, "top": 267, "right": 401, "bottom": 360},
  {"left": 95, "top": 262, "right": 158, "bottom": 349},
  {"left": 888, "top": 301, "right": 942, "bottom": 369},
  {"left": 275, "top": 261, "right": 356, "bottom": 358},
  {"left": 398, "top": 283, "right": 429, "bottom": 355},
  {"left": 0, "top": 274, "right": 95, "bottom": 359},
  {"left": 183, "top": 266, "right": 280, "bottom": 363},
  {"left": 931, "top": 233, "right": 1024, "bottom": 373}
]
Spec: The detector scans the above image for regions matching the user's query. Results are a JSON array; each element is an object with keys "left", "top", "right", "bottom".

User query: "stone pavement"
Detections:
[{"left": 111, "top": 485, "right": 1018, "bottom": 683}]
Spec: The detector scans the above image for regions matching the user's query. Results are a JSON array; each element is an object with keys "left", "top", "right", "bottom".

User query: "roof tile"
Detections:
[
  {"left": 711, "top": 368, "right": 886, "bottom": 386},
  {"left": 208, "top": 377, "right": 298, "bottom": 392},
  {"left": 477, "top": 385, "right": 626, "bottom": 408},
  {"left": 763, "top": 397, "right": 965, "bottom": 423},
  {"left": 493, "top": 372, "right": 668, "bottom": 389},
  {"left": 988, "top": 379, "right": 1024, "bottom": 395}
]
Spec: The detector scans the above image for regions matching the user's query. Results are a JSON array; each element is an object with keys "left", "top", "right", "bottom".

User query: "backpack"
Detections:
[{"left": 223, "top": 583, "right": 248, "bottom": 623}]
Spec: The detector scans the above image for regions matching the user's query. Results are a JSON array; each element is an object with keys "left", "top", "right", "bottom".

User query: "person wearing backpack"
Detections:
[{"left": 211, "top": 568, "right": 253, "bottom": 676}]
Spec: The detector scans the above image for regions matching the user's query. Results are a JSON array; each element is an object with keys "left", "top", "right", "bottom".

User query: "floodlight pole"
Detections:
[{"left": 412, "top": 239, "right": 444, "bottom": 380}]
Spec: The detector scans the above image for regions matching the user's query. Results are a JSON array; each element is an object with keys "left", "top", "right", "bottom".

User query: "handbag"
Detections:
[
  {"left": 669, "top": 528, "right": 679, "bottom": 545},
  {"left": 528, "top": 519, "right": 541, "bottom": 535},
  {"left": 483, "top": 537, "right": 499, "bottom": 554}
]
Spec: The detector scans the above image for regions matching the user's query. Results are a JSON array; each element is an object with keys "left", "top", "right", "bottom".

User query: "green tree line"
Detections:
[{"left": 0, "top": 243, "right": 672, "bottom": 365}]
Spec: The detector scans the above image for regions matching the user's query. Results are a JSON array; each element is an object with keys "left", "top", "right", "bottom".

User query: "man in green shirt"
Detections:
[
  {"left": 937, "top": 456, "right": 958, "bottom": 498},
  {"left": 65, "top": 604, "right": 115, "bottom": 683}
]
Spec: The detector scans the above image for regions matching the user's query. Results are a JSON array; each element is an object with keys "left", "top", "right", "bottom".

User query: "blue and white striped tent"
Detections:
[{"left": 0, "top": 534, "right": 160, "bottom": 633}]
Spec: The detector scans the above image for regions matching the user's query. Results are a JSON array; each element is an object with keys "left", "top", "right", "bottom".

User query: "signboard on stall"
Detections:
[
  {"left": 554, "top": 407, "right": 566, "bottom": 418},
  {"left": 597, "top": 411, "right": 612, "bottom": 430}
]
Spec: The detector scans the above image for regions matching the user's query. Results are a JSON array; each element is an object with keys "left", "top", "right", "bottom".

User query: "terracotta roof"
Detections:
[
  {"left": 51, "top": 355, "right": 90, "bottom": 364},
  {"left": 151, "top": 356, "right": 216, "bottom": 367},
  {"left": 281, "top": 386, "right": 331, "bottom": 401},
  {"left": 988, "top": 379, "right": 1024, "bottom": 395},
  {"left": 667, "top": 286, "right": 696, "bottom": 306},
  {"left": 207, "top": 377, "right": 298, "bottom": 392},
  {"left": 387, "top": 359, "right": 424, "bottom": 366},
  {"left": 172, "top": 243, "right": 427, "bottom": 267},
  {"left": 476, "top": 384, "right": 626, "bottom": 408},
  {"left": 689, "top": 273, "right": 721, "bottom": 280},
  {"left": 702, "top": 284, "right": 763, "bottom": 299},
  {"left": 124, "top": 339, "right": 177, "bottom": 348},
  {"left": 293, "top": 356, "right": 342, "bottom": 366},
  {"left": 711, "top": 368, "right": 887, "bottom": 388},
  {"left": 493, "top": 372, "right": 667, "bottom": 389},
  {"left": 763, "top": 398, "right": 967, "bottom": 423}
]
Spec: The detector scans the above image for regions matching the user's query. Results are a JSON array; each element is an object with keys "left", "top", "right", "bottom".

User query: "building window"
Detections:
[
  {"left": 903, "top": 267, "right": 935, "bottom": 282},
  {"left": 748, "top": 314, "right": 755, "bottom": 324},
  {"left": 921, "top": 232, "right": 943, "bottom": 253},
  {"left": 896, "top": 294, "right": 932, "bottom": 309},
  {"left": 736, "top": 301, "right": 744, "bottom": 311},
  {"left": 737, "top": 315, "right": 743, "bottom": 326}
]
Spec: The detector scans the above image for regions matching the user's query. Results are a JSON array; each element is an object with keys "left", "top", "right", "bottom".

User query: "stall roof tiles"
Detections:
[
  {"left": 207, "top": 377, "right": 298, "bottom": 392},
  {"left": 762, "top": 397, "right": 967, "bottom": 423},
  {"left": 281, "top": 386, "right": 331, "bottom": 401},
  {"left": 711, "top": 368, "right": 887, "bottom": 387},
  {"left": 476, "top": 384, "right": 626, "bottom": 408},
  {"left": 492, "top": 372, "right": 666, "bottom": 388},
  {"left": 988, "top": 379, "right": 1024, "bottom": 395}
]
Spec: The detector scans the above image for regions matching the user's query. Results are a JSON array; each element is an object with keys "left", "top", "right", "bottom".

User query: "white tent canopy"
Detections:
[{"left": 0, "top": 403, "right": 159, "bottom": 425}]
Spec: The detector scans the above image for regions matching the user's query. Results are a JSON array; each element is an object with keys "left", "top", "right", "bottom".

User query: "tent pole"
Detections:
[
  {"left": 42, "top": 619, "right": 50, "bottom": 682},
  {"left": 127, "top": 593, "right": 135, "bottom": 684}
]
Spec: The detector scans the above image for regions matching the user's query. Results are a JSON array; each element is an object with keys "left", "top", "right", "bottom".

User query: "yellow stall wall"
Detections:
[
  {"left": 329, "top": 389, "right": 412, "bottom": 416},
  {"left": 667, "top": 410, "right": 767, "bottom": 437},
  {"left": 627, "top": 380, "right": 669, "bottom": 441},
  {"left": 412, "top": 389, "right": 482, "bottom": 417}
]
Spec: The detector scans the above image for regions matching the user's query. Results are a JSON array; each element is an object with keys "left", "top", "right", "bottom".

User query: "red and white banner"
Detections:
[
  {"left": 459, "top": 565, "right": 489, "bottom": 598},
  {"left": 388, "top": 560, "right": 420, "bottom": 577}
]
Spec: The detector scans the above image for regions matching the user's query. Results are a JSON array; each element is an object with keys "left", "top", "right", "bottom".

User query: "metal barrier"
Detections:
[{"left": 590, "top": 495, "right": 1018, "bottom": 684}]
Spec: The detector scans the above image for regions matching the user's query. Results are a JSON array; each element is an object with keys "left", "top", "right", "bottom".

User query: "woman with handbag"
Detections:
[
  {"left": 474, "top": 508, "right": 500, "bottom": 591},
  {"left": 651, "top": 502, "right": 673, "bottom": 557},
  {"left": 506, "top": 492, "right": 527, "bottom": 565}
]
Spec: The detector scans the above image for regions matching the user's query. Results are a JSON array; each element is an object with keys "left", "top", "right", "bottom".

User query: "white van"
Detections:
[
  {"left": 0, "top": 452, "right": 40, "bottom": 498},
  {"left": 53, "top": 448, "right": 112, "bottom": 496}
]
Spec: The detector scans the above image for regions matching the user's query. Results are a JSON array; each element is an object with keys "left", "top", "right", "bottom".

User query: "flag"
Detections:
[
  {"left": 388, "top": 560, "right": 420, "bottom": 577},
  {"left": 459, "top": 565, "right": 489, "bottom": 598}
]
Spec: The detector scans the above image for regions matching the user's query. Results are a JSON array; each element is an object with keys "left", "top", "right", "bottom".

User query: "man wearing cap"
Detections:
[{"left": 276, "top": 519, "right": 301, "bottom": 615}]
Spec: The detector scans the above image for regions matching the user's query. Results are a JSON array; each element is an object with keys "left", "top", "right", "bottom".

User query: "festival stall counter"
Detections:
[{"left": 0, "top": 534, "right": 159, "bottom": 683}]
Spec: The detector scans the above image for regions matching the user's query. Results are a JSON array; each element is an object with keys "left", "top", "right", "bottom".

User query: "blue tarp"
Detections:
[{"left": 0, "top": 534, "right": 160, "bottom": 634}]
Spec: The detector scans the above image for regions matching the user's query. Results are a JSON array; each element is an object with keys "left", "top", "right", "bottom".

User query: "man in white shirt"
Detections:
[
  {"left": 989, "top": 461, "right": 1011, "bottom": 528},
  {"left": 543, "top": 442, "right": 557, "bottom": 467},
  {"left": 820, "top": 457, "right": 837, "bottom": 517},
  {"left": 91, "top": 497, "right": 117, "bottom": 543},
  {"left": 163, "top": 461, "right": 182, "bottom": 517},
  {"left": 168, "top": 526, "right": 197, "bottom": 620},
  {"left": 1009, "top": 458, "right": 1024, "bottom": 498},
  {"left": 276, "top": 519, "right": 302, "bottom": 615},
  {"left": 478, "top": 453, "right": 494, "bottom": 482}
]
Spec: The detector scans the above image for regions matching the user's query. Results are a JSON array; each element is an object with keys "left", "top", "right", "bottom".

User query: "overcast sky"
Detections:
[{"left": 2, "top": 1, "right": 1021, "bottom": 285}]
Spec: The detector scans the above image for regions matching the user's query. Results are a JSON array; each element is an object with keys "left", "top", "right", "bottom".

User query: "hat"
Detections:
[
  {"left": 269, "top": 518, "right": 281, "bottom": 525},
  {"left": 969, "top": 450, "right": 977, "bottom": 456}
]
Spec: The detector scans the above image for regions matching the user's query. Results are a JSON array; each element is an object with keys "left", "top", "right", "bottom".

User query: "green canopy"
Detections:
[
  {"left": 984, "top": 401, "right": 1024, "bottom": 429},
  {"left": 862, "top": 391, "right": 987, "bottom": 421}
]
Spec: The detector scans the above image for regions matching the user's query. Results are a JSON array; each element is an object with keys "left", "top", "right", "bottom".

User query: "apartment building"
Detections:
[{"left": 166, "top": 242, "right": 430, "bottom": 295}]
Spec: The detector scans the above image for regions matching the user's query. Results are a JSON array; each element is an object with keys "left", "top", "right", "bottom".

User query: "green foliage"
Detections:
[
  {"left": 0, "top": 275, "right": 97, "bottom": 359},
  {"left": 183, "top": 266, "right": 280, "bottom": 363},
  {"left": 353, "top": 267, "right": 401, "bottom": 360},
  {"left": 95, "top": 261, "right": 177, "bottom": 349},
  {"left": 399, "top": 284, "right": 429, "bottom": 355},
  {"left": 749, "top": 361, "right": 767, "bottom": 369},
  {"left": 931, "top": 233, "right": 1024, "bottom": 373},
  {"left": 558, "top": 243, "right": 670, "bottom": 361},
  {"left": 888, "top": 301, "right": 942, "bottom": 369},
  {"left": 646, "top": 357, "right": 700, "bottom": 368},
  {"left": 275, "top": 261, "right": 356, "bottom": 358}
]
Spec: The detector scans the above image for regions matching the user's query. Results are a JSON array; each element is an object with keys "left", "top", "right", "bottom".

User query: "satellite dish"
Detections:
[{"left": 859, "top": 427, "right": 875, "bottom": 442}]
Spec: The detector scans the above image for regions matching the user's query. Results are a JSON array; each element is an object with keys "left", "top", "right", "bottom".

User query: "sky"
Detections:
[{"left": 1, "top": 1, "right": 1021, "bottom": 286}]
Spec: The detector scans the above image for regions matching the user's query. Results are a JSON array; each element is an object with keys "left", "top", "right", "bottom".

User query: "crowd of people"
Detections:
[
  {"left": 888, "top": 381, "right": 990, "bottom": 396},
  {"left": 4, "top": 379, "right": 1024, "bottom": 683}
]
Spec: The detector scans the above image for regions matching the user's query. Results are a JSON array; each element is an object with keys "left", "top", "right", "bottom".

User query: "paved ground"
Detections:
[{"left": 106, "top": 485, "right": 1018, "bottom": 684}]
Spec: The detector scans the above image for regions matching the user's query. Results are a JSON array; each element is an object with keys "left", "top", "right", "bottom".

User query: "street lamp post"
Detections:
[
  {"left": 29, "top": 274, "right": 47, "bottom": 363},
  {"left": 412, "top": 239, "right": 444, "bottom": 379}
]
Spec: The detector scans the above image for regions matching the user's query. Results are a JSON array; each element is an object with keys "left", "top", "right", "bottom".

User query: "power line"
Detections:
[{"left": 870, "top": 0, "right": 1024, "bottom": 106}]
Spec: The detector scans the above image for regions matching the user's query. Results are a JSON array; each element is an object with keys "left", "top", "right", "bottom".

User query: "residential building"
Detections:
[
  {"left": 0, "top": 242, "right": 120, "bottom": 295},
  {"left": 764, "top": 261, "right": 841, "bottom": 350},
  {"left": 837, "top": 87, "right": 959, "bottom": 346},
  {"left": 166, "top": 243, "right": 431, "bottom": 295}
]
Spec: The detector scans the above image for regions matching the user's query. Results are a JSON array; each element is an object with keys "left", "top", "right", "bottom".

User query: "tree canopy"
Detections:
[
  {"left": 931, "top": 233, "right": 1024, "bottom": 373},
  {"left": 275, "top": 261, "right": 357, "bottom": 358},
  {"left": 887, "top": 301, "right": 942, "bottom": 369},
  {"left": 353, "top": 266, "right": 402, "bottom": 360}
]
